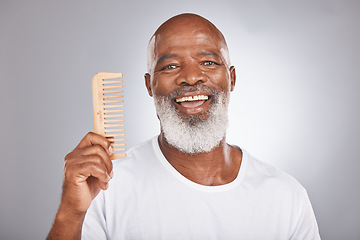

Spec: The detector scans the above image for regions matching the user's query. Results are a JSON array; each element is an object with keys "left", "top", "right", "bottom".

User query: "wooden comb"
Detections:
[{"left": 92, "top": 72, "right": 126, "bottom": 160}]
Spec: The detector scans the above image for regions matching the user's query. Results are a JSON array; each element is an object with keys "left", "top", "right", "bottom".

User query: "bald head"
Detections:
[
  {"left": 154, "top": 13, "right": 226, "bottom": 42},
  {"left": 147, "top": 13, "right": 231, "bottom": 74}
]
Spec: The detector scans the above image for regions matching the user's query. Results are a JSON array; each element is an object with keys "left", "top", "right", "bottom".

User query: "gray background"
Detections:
[{"left": 1, "top": 0, "right": 359, "bottom": 239}]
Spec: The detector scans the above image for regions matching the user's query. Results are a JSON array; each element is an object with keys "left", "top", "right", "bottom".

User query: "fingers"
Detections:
[
  {"left": 65, "top": 160, "right": 111, "bottom": 190},
  {"left": 66, "top": 153, "right": 110, "bottom": 176},
  {"left": 77, "top": 144, "right": 113, "bottom": 174},
  {"left": 59, "top": 132, "right": 116, "bottom": 215},
  {"left": 76, "top": 132, "right": 113, "bottom": 156},
  {"left": 66, "top": 132, "right": 113, "bottom": 172},
  {"left": 64, "top": 132, "right": 114, "bottom": 190}
]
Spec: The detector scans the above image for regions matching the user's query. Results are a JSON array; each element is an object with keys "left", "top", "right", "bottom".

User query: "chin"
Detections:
[{"left": 154, "top": 88, "right": 230, "bottom": 154}]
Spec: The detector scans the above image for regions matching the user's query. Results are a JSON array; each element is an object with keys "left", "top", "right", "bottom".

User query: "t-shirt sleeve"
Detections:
[
  {"left": 81, "top": 192, "right": 107, "bottom": 240},
  {"left": 290, "top": 188, "right": 321, "bottom": 240}
]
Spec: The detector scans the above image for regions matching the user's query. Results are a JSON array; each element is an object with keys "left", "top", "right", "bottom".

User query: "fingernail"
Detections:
[
  {"left": 108, "top": 146, "right": 113, "bottom": 155},
  {"left": 109, "top": 170, "right": 114, "bottom": 179}
]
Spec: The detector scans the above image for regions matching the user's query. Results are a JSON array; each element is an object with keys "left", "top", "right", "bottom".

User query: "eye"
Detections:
[
  {"left": 162, "top": 64, "right": 178, "bottom": 70},
  {"left": 203, "top": 61, "right": 218, "bottom": 66}
]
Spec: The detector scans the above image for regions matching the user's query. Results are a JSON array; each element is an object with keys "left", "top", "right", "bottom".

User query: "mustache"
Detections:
[{"left": 167, "top": 85, "right": 217, "bottom": 100}]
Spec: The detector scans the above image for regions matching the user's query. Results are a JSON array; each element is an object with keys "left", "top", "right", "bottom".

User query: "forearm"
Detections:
[{"left": 47, "top": 206, "right": 86, "bottom": 240}]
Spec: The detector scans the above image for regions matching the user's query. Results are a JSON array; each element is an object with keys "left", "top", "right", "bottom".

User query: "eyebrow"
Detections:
[
  {"left": 156, "top": 51, "right": 220, "bottom": 66},
  {"left": 157, "top": 53, "right": 178, "bottom": 65},
  {"left": 196, "top": 50, "right": 220, "bottom": 58}
]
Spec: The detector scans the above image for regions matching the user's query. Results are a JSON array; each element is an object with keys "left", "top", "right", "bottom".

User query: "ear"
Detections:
[
  {"left": 229, "top": 66, "right": 236, "bottom": 92},
  {"left": 144, "top": 73, "right": 153, "bottom": 97}
]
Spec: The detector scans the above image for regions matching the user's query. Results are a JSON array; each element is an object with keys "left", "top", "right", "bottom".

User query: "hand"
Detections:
[
  {"left": 60, "top": 132, "right": 114, "bottom": 216},
  {"left": 47, "top": 132, "right": 113, "bottom": 240}
]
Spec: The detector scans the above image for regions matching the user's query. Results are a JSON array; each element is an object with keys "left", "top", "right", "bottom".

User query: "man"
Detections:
[{"left": 48, "top": 13, "right": 320, "bottom": 239}]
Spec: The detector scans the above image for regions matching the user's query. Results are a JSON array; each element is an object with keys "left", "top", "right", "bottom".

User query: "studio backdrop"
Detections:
[{"left": 1, "top": 0, "right": 359, "bottom": 239}]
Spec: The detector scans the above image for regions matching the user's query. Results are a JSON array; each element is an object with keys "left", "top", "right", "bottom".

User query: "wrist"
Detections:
[
  {"left": 47, "top": 205, "right": 86, "bottom": 240},
  {"left": 56, "top": 203, "right": 86, "bottom": 223}
]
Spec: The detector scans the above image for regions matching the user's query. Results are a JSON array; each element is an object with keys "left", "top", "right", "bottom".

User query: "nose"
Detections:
[{"left": 175, "top": 63, "right": 207, "bottom": 86}]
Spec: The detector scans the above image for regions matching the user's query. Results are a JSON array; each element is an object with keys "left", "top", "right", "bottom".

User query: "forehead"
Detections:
[{"left": 153, "top": 23, "right": 226, "bottom": 57}]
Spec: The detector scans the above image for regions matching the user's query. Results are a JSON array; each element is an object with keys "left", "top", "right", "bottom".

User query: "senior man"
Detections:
[{"left": 47, "top": 13, "right": 320, "bottom": 239}]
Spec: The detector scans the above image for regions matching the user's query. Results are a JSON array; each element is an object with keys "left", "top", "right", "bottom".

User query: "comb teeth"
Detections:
[{"left": 92, "top": 72, "right": 126, "bottom": 160}]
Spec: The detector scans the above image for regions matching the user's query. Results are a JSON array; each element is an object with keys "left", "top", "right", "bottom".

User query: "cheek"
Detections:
[
  {"left": 207, "top": 70, "right": 231, "bottom": 90},
  {"left": 152, "top": 74, "right": 176, "bottom": 96}
]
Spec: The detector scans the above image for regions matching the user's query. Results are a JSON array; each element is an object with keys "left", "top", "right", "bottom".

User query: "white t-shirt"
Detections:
[{"left": 82, "top": 136, "right": 320, "bottom": 240}]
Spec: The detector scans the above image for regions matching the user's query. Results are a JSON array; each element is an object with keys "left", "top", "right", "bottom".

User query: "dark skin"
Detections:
[
  {"left": 145, "top": 14, "right": 242, "bottom": 186},
  {"left": 47, "top": 132, "right": 113, "bottom": 240},
  {"left": 47, "top": 14, "right": 242, "bottom": 239}
]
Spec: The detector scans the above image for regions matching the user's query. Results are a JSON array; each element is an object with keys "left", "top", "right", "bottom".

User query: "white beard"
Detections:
[{"left": 154, "top": 86, "right": 230, "bottom": 154}]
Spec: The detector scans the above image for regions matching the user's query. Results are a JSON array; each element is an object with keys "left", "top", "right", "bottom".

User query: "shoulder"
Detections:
[
  {"left": 242, "top": 151, "right": 320, "bottom": 239},
  {"left": 243, "top": 151, "right": 307, "bottom": 196}
]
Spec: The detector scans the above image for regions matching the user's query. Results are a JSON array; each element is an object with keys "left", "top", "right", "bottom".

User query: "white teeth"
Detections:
[{"left": 175, "top": 95, "right": 209, "bottom": 103}]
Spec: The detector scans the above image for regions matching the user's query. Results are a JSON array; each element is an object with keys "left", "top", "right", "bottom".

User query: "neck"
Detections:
[{"left": 158, "top": 132, "right": 242, "bottom": 186}]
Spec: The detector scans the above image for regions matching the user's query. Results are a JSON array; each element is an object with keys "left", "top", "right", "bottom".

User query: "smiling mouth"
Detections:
[{"left": 175, "top": 95, "right": 210, "bottom": 108}]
